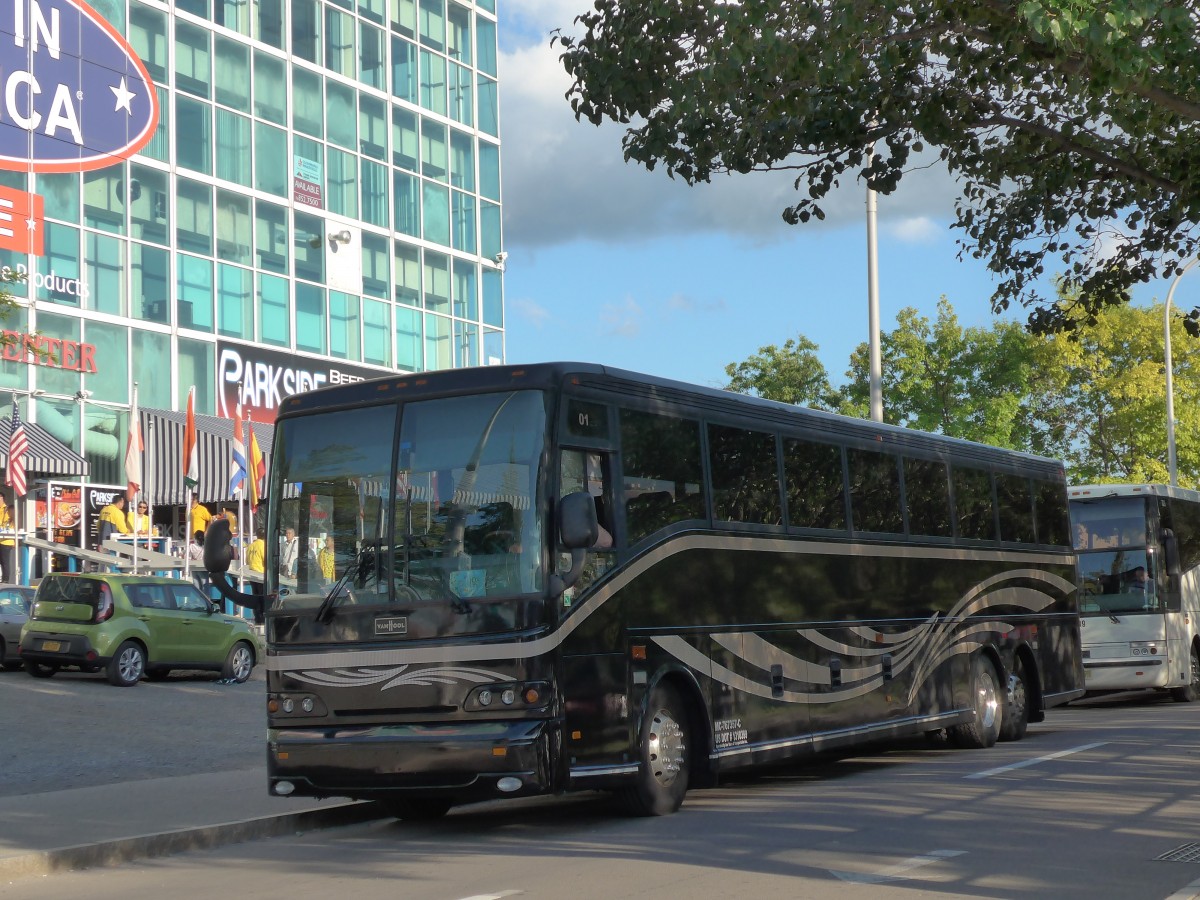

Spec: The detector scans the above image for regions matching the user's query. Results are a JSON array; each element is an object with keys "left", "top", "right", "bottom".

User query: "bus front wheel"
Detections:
[
  {"left": 950, "top": 655, "right": 1002, "bottom": 749},
  {"left": 618, "top": 682, "right": 690, "bottom": 816},
  {"left": 1170, "top": 645, "right": 1200, "bottom": 703}
]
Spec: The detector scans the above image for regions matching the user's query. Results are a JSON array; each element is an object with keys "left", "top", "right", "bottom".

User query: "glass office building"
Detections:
[{"left": 0, "top": 0, "right": 503, "bottom": 488}]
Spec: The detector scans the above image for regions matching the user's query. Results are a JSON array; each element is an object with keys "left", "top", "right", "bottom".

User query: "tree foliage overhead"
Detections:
[{"left": 555, "top": 1, "right": 1200, "bottom": 332}]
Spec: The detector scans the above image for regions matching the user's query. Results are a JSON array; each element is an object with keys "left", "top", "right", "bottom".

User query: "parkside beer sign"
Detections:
[{"left": 0, "top": 0, "right": 159, "bottom": 172}]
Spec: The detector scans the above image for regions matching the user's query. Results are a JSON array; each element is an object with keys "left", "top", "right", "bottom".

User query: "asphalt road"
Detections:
[
  {"left": 0, "top": 664, "right": 266, "bottom": 798},
  {"left": 4, "top": 679, "right": 1200, "bottom": 900}
]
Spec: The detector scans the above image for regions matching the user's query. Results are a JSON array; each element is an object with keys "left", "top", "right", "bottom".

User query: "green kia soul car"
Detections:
[{"left": 19, "top": 574, "right": 259, "bottom": 687}]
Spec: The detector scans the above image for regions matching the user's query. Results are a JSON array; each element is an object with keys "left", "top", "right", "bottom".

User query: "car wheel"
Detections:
[
  {"left": 24, "top": 659, "right": 58, "bottom": 678},
  {"left": 106, "top": 641, "right": 146, "bottom": 687},
  {"left": 1170, "top": 645, "right": 1200, "bottom": 703},
  {"left": 999, "top": 657, "right": 1030, "bottom": 742},
  {"left": 617, "top": 681, "right": 690, "bottom": 816},
  {"left": 222, "top": 641, "right": 255, "bottom": 683},
  {"left": 384, "top": 798, "right": 453, "bottom": 821},
  {"left": 949, "top": 655, "right": 1003, "bottom": 749}
]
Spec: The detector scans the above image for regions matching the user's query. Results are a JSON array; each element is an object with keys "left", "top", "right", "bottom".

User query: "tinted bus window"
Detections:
[
  {"left": 847, "top": 447, "right": 903, "bottom": 534},
  {"left": 996, "top": 474, "right": 1036, "bottom": 543},
  {"left": 953, "top": 467, "right": 996, "bottom": 540},
  {"left": 1034, "top": 479, "right": 1070, "bottom": 547},
  {"left": 1168, "top": 497, "right": 1200, "bottom": 570},
  {"left": 783, "top": 437, "right": 846, "bottom": 531},
  {"left": 904, "top": 457, "right": 952, "bottom": 537},
  {"left": 708, "top": 424, "right": 781, "bottom": 525},
  {"left": 621, "top": 409, "right": 705, "bottom": 542}
]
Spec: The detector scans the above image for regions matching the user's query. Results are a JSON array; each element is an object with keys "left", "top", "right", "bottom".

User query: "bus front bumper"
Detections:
[
  {"left": 268, "top": 719, "right": 559, "bottom": 804},
  {"left": 1083, "top": 657, "right": 1168, "bottom": 690}
]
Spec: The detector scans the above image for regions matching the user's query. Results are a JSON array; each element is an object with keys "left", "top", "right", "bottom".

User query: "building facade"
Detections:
[{"left": 0, "top": 0, "right": 504, "bottom": 492}]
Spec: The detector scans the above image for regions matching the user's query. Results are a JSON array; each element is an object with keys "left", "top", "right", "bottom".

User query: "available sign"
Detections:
[
  {"left": 292, "top": 154, "right": 323, "bottom": 209},
  {"left": 0, "top": 0, "right": 160, "bottom": 172}
]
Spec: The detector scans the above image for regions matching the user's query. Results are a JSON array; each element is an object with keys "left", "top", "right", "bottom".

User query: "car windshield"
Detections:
[{"left": 270, "top": 391, "right": 548, "bottom": 636}]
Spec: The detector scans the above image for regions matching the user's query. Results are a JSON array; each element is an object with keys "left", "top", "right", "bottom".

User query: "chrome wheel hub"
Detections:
[
  {"left": 647, "top": 707, "right": 685, "bottom": 787},
  {"left": 977, "top": 670, "right": 998, "bottom": 729}
]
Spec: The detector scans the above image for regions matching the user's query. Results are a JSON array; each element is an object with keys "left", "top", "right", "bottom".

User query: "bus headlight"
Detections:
[
  {"left": 465, "top": 682, "right": 550, "bottom": 711},
  {"left": 268, "top": 693, "right": 326, "bottom": 717}
]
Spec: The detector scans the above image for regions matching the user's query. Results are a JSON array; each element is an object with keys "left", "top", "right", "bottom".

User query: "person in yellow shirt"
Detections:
[
  {"left": 97, "top": 495, "right": 131, "bottom": 550},
  {"left": 127, "top": 500, "right": 152, "bottom": 536},
  {"left": 189, "top": 494, "right": 212, "bottom": 540},
  {"left": 221, "top": 506, "right": 238, "bottom": 538},
  {"left": 317, "top": 535, "right": 336, "bottom": 583},
  {"left": 0, "top": 494, "right": 15, "bottom": 582},
  {"left": 245, "top": 528, "right": 266, "bottom": 573}
]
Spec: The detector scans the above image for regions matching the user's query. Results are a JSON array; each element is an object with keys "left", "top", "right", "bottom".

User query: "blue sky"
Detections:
[{"left": 494, "top": 3, "right": 1193, "bottom": 392}]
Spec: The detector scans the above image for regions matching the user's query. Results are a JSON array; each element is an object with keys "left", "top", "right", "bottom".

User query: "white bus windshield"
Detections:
[
  {"left": 270, "top": 391, "right": 547, "bottom": 634},
  {"left": 1072, "top": 496, "right": 1159, "bottom": 615}
]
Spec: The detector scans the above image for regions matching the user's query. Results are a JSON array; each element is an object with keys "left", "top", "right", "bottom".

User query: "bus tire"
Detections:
[
  {"left": 999, "top": 657, "right": 1030, "bottom": 742},
  {"left": 1170, "top": 645, "right": 1200, "bottom": 703},
  {"left": 949, "top": 655, "right": 1002, "bottom": 749},
  {"left": 618, "top": 682, "right": 690, "bottom": 816},
  {"left": 384, "top": 798, "right": 452, "bottom": 821}
]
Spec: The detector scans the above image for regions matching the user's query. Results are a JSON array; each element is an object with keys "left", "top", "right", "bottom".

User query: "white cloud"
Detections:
[
  {"left": 887, "top": 216, "right": 942, "bottom": 244},
  {"left": 509, "top": 297, "right": 552, "bottom": 328},
  {"left": 667, "top": 292, "right": 727, "bottom": 314},
  {"left": 498, "top": 8, "right": 965, "bottom": 253},
  {"left": 599, "top": 296, "right": 643, "bottom": 338}
]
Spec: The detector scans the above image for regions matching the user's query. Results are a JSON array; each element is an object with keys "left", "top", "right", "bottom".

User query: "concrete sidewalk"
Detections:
[{"left": 0, "top": 767, "right": 387, "bottom": 879}]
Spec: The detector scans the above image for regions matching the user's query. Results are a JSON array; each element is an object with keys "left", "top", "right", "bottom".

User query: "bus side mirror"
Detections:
[
  {"left": 551, "top": 491, "right": 599, "bottom": 594},
  {"left": 204, "top": 518, "right": 234, "bottom": 573},
  {"left": 203, "top": 518, "right": 263, "bottom": 613},
  {"left": 1163, "top": 528, "right": 1181, "bottom": 577}
]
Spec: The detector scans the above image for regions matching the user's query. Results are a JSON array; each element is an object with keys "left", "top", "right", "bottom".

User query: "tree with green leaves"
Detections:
[
  {"left": 836, "top": 299, "right": 1040, "bottom": 450},
  {"left": 556, "top": 2, "right": 1200, "bottom": 332},
  {"left": 723, "top": 335, "right": 839, "bottom": 410},
  {"left": 725, "top": 296, "right": 1200, "bottom": 488}
]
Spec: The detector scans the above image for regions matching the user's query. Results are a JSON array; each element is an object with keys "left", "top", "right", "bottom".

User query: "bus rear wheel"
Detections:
[
  {"left": 999, "top": 658, "right": 1030, "bottom": 742},
  {"left": 618, "top": 682, "right": 689, "bottom": 816},
  {"left": 950, "top": 655, "right": 1002, "bottom": 749},
  {"left": 1170, "top": 645, "right": 1200, "bottom": 703}
]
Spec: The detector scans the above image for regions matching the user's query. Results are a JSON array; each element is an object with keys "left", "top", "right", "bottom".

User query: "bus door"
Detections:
[{"left": 558, "top": 449, "right": 627, "bottom": 769}]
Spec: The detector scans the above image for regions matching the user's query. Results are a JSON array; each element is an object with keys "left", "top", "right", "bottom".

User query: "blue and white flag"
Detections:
[{"left": 229, "top": 411, "right": 248, "bottom": 495}]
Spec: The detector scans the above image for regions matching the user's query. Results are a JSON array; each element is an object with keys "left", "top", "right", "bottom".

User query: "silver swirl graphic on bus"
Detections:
[
  {"left": 287, "top": 664, "right": 510, "bottom": 690},
  {"left": 653, "top": 568, "right": 1076, "bottom": 705}
]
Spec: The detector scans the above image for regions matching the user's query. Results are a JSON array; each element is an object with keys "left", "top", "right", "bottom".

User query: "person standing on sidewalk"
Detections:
[{"left": 189, "top": 494, "right": 212, "bottom": 541}]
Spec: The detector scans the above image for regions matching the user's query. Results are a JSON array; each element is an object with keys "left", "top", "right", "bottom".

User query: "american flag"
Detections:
[{"left": 6, "top": 402, "right": 28, "bottom": 497}]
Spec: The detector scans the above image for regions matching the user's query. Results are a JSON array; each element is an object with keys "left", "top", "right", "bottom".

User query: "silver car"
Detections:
[{"left": 0, "top": 585, "right": 36, "bottom": 670}]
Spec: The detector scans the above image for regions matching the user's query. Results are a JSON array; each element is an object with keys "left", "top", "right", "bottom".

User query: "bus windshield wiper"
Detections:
[{"left": 315, "top": 549, "right": 372, "bottom": 623}]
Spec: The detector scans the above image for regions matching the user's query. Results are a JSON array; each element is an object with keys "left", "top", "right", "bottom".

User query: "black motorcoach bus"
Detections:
[{"left": 218, "top": 363, "right": 1083, "bottom": 819}]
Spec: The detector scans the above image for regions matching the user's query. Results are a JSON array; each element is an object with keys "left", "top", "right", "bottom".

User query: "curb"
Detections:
[{"left": 0, "top": 801, "right": 389, "bottom": 880}]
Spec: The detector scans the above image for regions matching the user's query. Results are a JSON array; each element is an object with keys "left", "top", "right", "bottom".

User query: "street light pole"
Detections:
[
  {"left": 865, "top": 148, "right": 882, "bottom": 423},
  {"left": 1164, "top": 256, "right": 1199, "bottom": 487}
]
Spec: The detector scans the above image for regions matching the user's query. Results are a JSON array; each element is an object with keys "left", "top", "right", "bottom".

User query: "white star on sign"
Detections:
[
  {"left": 26, "top": 218, "right": 36, "bottom": 231},
  {"left": 111, "top": 78, "right": 135, "bottom": 114}
]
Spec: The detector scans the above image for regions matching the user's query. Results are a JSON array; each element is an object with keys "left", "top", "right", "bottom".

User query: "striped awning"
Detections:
[
  {"left": 141, "top": 408, "right": 273, "bottom": 506},
  {"left": 0, "top": 419, "right": 89, "bottom": 477}
]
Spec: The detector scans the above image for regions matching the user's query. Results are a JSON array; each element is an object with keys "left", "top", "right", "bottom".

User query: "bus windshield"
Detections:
[
  {"left": 270, "top": 391, "right": 548, "bottom": 634},
  {"left": 1072, "top": 496, "right": 1158, "bottom": 615}
]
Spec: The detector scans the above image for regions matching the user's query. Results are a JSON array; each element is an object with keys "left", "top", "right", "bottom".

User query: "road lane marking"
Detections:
[
  {"left": 830, "top": 849, "right": 966, "bottom": 884},
  {"left": 965, "top": 741, "right": 1109, "bottom": 780},
  {"left": 457, "top": 892, "right": 523, "bottom": 900}
]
